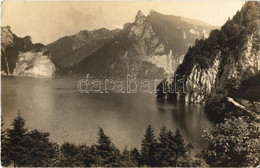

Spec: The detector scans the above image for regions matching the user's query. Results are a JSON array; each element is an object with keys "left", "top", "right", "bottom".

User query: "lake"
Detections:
[{"left": 1, "top": 76, "right": 213, "bottom": 152}]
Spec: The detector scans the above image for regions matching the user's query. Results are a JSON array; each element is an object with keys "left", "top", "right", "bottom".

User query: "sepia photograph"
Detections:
[{"left": 1, "top": 0, "right": 259, "bottom": 167}]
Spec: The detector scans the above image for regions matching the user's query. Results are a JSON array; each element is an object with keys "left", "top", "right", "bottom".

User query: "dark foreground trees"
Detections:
[
  {"left": 4, "top": 112, "right": 28, "bottom": 167},
  {"left": 1, "top": 113, "right": 201, "bottom": 167},
  {"left": 139, "top": 125, "right": 204, "bottom": 167},
  {"left": 25, "top": 130, "right": 57, "bottom": 166},
  {"left": 1, "top": 112, "right": 57, "bottom": 167},
  {"left": 9, "top": 110, "right": 259, "bottom": 167},
  {"left": 140, "top": 125, "right": 158, "bottom": 166}
]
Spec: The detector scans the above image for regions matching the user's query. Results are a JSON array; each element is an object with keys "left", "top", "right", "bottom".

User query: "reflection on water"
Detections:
[{"left": 1, "top": 77, "right": 213, "bottom": 152}]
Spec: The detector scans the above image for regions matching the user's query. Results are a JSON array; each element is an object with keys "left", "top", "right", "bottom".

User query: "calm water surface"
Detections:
[{"left": 1, "top": 77, "right": 213, "bottom": 151}]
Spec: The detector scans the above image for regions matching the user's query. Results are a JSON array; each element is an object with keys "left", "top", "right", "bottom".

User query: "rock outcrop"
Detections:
[
  {"left": 1, "top": 26, "right": 55, "bottom": 77},
  {"left": 170, "top": 2, "right": 260, "bottom": 103},
  {"left": 47, "top": 10, "right": 216, "bottom": 78}
]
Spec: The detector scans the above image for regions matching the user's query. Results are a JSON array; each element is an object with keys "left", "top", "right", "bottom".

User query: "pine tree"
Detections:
[
  {"left": 140, "top": 124, "right": 158, "bottom": 166},
  {"left": 5, "top": 111, "right": 29, "bottom": 167},
  {"left": 173, "top": 128, "right": 186, "bottom": 166},
  {"left": 130, "top": 147, "right": 140, "bottom": 166},
  {"left": 25, "top": 129, "right": 56, "bottom": 166},
  {"left": 60, "top": 142, "right": 84, "bottom": 167},
  {"left": 157, "top": 126, "right": 171, "bottom": 166},
  {"left": 177, "top": 143, "right": 194, "bottom": 167},
  {"left": 120, "top": 147, "right": 136, "bottom": 167},
  {"left": 89, "top": 145, "right": 98, "bottom": 166},
  {"left": 78, "top": 144, "right": 96, "bottom": 167},
  {"left": 107, "top": 144, "right": 121, "bottom": 167},
  {"left": 167, "top": 130, "right": 178, "bottom": 166},
  {"left": 121, "top": 148, "right": 131, "bottom": 166},
  {"left": 96, "top": 127, "right": 115, "bottom": 166},
  {"left": 174, "top": 129, "right": 186, "bottom": 155}
]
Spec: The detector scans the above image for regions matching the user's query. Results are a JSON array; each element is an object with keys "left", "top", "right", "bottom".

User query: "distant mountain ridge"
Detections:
[
  {"left": 47, "top": 10, "right": 216, "bottom": 78},
  {"left": 46, "top": 28, "right": 120, "bottom": 69}
]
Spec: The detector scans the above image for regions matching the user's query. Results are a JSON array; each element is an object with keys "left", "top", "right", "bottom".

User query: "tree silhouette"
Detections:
[
  {"left": 130, "top": 147, "right": 140, "bottom": 166},
  {"left": 157, "top": 126, "right": 172, "bottom": 166},
  {"left": 25, "top": 129, "right": 56, "bottom": 166},
  {"left": 78, "top": 144, "right": 96, "bottom": 167},
  {"left": 60, "top": 142, "right": 84, "bottom": 167},
  {"left": 140, "top": 124, "right": 158, "bottom": 166},
  {"left": 173, "top": 128, "right": 187, "bottom": 166},
  {"left": 5, "top": 111, "right": 29, "bottom": 167},
  {"left": 96, "top": 127, "right": 115, "bottom": 166},
  {"left": 167, "top": 130, "right": 178, "bottom": 166}
]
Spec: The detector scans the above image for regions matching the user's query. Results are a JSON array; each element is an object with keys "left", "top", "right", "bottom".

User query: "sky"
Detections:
[{"left": 1, "top": 1, "right": 245, "bottom": 45}]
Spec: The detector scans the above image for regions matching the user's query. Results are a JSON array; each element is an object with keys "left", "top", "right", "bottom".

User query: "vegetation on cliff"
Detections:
[
  {"left": 169, "top": 1, "right": 259, "bottom": 103},
  {"left": 201, "top": 3, "right": 260, "bottom": 164}
]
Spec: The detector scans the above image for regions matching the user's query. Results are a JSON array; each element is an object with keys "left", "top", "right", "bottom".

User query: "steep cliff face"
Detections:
[
  {"left": 47, "top": 10, "right": 215, "bottom": 78},
  {"left": 183, "top": 53, "right": 221, "bottom": 103},
  {"left": 1, "top": 26, "right": 55, "bottom": 77},
  {"left": 172, "top": 2, "right": 260, "bottom": 103},
  {"left": 12, "top": 52, "right": 55, "bottom": 77}
]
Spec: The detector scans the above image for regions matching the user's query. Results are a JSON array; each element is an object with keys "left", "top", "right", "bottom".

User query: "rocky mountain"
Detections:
[
  {"left": 47, "top": 10, "right": 216, "bottom": 78},
  {"left": 170, "top": 2, "right": 260, "bottom": 103},
  {"left": 1, "top": 26, "right": 55, "bottom": 77},
  {"left": 46, "top": 28, "right": 120, "bottom": 71}
]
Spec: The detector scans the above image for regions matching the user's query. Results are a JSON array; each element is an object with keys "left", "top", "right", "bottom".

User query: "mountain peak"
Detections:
[
  {"left": 136, "top": 10, "right": 144, "bottom": 17},
  {"left": 134, "top": 10, "right": 146, "bottom": 24},
  {"left": 1, "top": 26, "right": 12, "bottom": 34},
  {"left": 149, "top": 9, "right": 158, "bottom": 15},
  {"left": 46, "top": 8, "right": 216, "bottom": 78}
]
